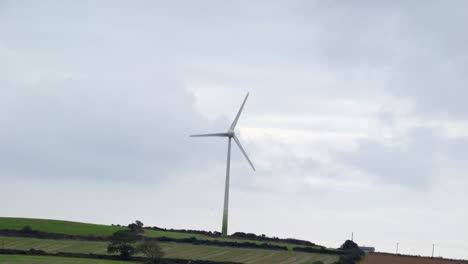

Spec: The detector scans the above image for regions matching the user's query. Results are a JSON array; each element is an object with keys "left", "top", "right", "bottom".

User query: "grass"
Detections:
[
  {"left": 0, "top": 218, "right": 317, "bottom": 250},
  {"left": 0, "top": 254, "right": 138, "bottom": 264},
  {"left": 0, "top": 236, "right": 108, "bottom": 254},
  {"left": 0, "top": 218, "right": 126, "bottom": 237},
  {"left": 0, "top": 217, "right": 201, "bottom": 239},
  {"left": 0, "top": 236, "right": 339, "bottom": 264}
]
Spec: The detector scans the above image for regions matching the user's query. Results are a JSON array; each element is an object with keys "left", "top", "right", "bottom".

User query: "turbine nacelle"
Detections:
[
  {"left": 190, "top": 92, "right": 255, "bottom": 171},
  {"left": 227, "top": 129, "right": 235, "bottom": 137}
]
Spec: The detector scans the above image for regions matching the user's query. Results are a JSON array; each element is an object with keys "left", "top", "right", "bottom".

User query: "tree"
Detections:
[
  {"left": 107, "top": 230, "right": 139, "bottom": 259},
  {"left": 336, "top": 240, "right": 364, "bottom": 264},
  {"left": 137, "top": 240, "right": 164, "bottom": 264},
  {"left": 128, "top": 220, "right": 144, "bottom": 234},
  {"left": 339, "top": 240, "right": 359, "bottom": 251}
]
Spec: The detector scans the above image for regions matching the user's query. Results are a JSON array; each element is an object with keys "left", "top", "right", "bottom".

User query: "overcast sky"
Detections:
[{"left": 1, "top": 0, "right": 468, "bottom": 260}]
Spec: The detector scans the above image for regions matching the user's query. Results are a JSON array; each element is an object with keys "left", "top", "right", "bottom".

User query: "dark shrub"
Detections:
[{"left": 20, "top": 225, "right": 34, "bottom": 234}]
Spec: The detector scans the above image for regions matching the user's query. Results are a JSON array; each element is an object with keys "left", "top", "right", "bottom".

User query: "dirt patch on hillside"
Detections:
[{"left": 363, "top": 253, "right": 468, "bottom": 264}]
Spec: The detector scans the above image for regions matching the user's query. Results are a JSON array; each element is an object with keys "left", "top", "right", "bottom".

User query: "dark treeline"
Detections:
[
  {"left": 292, "top": 246, "right": 345, "bottom": 255},
  {"left": 230, "top": 232, "right": 318, "bottom": 247},
  {"left": 145, "top": 227, "right": 319, "bottom": 247},
  {"left": 147, "top": 236, "right": 287, "bottom": 251},
  {"left": 0, "top": 248, "right": 241, "bottom": 264}
]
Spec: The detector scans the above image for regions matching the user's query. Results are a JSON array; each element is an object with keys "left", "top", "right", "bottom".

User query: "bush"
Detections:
[
  {"left": 339, "top": 240, "right": 359, "bottom": 251},
  {"left": 329, "top": 240, "right": 365, "bottom": 264},
  {"left": 20, "top": 225, "right": 34, "bottom": 234},
  {"left": 138, "top": 240, "right": 164, "bottom": 264}
]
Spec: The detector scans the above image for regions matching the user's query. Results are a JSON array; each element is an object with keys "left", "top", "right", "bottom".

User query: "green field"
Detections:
[
  {"left": 0, "top": 218, "right": 126, "bottom": 237},
  {"left": 0, "top": 236, "right": 339, "bottom": 264},
  {"left": 0, "top": 218, "right": 316, "bottom": 250},
  {"left": 0, "top": 254, "right": 138, "bottom": 264},
  {"left": 0, "top": 217, "right": 218, "bottom": 240}
]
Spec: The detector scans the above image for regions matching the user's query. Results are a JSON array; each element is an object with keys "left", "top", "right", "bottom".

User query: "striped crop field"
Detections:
[
  {"left": 161, "top": 242, "right": 339, "bottom": 264},
  {"left": 0, "top": 236, "right": 339, "bottom": 264},
  {"left": 0, "top": 254, "right": 138, "bottom": 264},
  {"left": 0, "top": 217, "right": 320, "bottom": 250},
  {"left": 0, "top": 236, "right": 108, "bottom": 254}
]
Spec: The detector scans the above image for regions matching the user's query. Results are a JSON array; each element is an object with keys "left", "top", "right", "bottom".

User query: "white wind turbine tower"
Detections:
[{"left": 191, "top": 92, "right": 255, "bottom": 237}]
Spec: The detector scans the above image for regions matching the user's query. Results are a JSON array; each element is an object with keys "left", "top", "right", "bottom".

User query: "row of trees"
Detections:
[
  {"left": 230, "top": 232, "right": 317, "bottom": 247},
  {"left": 144, "top": 227, "right": 317, "bottom": 248}
]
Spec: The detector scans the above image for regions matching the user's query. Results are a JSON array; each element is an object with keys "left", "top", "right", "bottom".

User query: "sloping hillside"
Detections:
[{"left": 0, "top": 217, "right": 339, "bottom": 264}]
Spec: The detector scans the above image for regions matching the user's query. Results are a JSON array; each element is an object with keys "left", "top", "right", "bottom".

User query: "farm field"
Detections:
[
  {"left": 0, "top": 217, "right": 176, "bottom": 238},
  {"left": 0, "top": 254, "right": 138, "bottom": 264},
  {"left": 0, "top": 236, "right": 339, "bottom": 264},
  {"left": 161, "top": 243, "right": 338, "bottom": 264},
  {"left": 0, "top": 217, "right": 317, "bottom": 250},
  {"left": 363, "top": 253, "right": 468, "bottom": 264},
  {"left": 0, "top": 236, "right": 108, "bottom": 254}
]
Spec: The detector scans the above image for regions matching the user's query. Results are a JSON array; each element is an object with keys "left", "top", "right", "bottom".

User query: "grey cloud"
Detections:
[
  {"left": 2, "top": 0, "right": 468, "bottom": 188},
  {"left": 0, "top": 75, "right": 226, "bottom": 183},
  {"left": 0, "top": 1, "right": 237, "bottom": 183},
  {"left": 335, "top": 126, "right": 468, "bottom": 187}
]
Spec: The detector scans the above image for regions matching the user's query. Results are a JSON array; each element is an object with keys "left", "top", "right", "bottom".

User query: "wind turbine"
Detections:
[{"left": 191, "top": 92, "right": 255, "bottom": 237}]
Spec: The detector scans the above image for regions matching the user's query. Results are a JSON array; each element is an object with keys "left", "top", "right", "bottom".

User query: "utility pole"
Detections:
[
  {"left": 432, "top": 244, "right": 435, "bottom": 258},
  {"left": 396, "top": 242, "right": 399, "bottom": 254},
  {"left": 351, "top": 232, "right": 353, "bottom": 241}
]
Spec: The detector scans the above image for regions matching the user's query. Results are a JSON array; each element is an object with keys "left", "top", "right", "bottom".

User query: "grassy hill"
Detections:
[
  {"left": 0, "top": 217, "right": 226, "bottom": 240},
  {"left": 0, "top": 217, "right": 317, "bottom": 250},
  {"left": 0, "top": 217, "right": 339, "bottom": 264},
  {"left": 0, "top": 217, "right": 126, "bottom": 237}
]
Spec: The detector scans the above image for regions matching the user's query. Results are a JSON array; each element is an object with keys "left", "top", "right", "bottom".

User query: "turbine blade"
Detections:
[
  {"left": 190, "top": 133, "right": 229, "bottom": 137},
  {"left": 230, "top": 92, "right": 250, "bottom": 130},
  {"left": 233, "top": 135, "right": 255, "bottom": 171}
]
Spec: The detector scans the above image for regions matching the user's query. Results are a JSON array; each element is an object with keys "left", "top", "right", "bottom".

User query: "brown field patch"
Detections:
[{"left": 363, "top": 253, "right": 468, "bottom": 264}]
